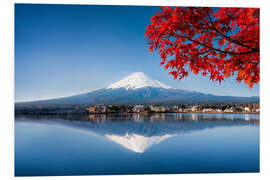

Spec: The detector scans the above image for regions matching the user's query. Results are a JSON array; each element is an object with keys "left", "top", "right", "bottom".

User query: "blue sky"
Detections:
[{"left": 15, "top": 4, "right": 259, "bottom": 102}]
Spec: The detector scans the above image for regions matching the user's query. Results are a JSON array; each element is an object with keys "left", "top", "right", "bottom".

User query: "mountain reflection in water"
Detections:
[{"left": 15, "top": 113, "right": 259, "bottom": 153}]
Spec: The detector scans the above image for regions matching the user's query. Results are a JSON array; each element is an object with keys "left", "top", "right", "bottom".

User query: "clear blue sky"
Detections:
[{"left": 15, "top": 4, "right": 259, "bottom": 102}]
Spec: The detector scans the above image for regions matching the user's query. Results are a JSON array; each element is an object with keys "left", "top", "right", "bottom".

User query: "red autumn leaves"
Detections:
[{"left": 145, "top": 7, "right": 259, "bottom": 88}]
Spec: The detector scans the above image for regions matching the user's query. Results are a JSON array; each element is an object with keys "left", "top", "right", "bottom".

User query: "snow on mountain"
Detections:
[
  {"left": 105, "top": 133, "right": 175, "bottom": 153},
  {"left": 106, "top": 72, "right": 173, "bottom": 90},
  {"left": 15, "top": 72, "right": 259, "bottom": 105}
]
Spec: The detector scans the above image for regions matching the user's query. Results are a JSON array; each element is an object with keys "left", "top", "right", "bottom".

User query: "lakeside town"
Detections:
[
  {"left": 15, "top": 103, "right": 260, "bottom": 115},
  {"left": 86, "top": 103, "right": 260, "bottom": 114}
]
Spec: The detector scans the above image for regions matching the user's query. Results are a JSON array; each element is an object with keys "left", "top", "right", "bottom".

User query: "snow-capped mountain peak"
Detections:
[{"left": 106, "top": 72, "right": 173, "bottom": 90}]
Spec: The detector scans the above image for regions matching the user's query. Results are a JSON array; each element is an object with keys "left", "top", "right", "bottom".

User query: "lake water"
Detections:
[{"left": 15, "top": 113, "right": 260, "bottom": 176}]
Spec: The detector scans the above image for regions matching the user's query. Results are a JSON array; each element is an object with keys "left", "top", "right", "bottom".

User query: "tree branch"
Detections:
[
  {"left": 182, "top": 35, "right": 256, "bottom": 55},
  {"left": 206, "top": 13, "right": 259, "bottom": 52}
]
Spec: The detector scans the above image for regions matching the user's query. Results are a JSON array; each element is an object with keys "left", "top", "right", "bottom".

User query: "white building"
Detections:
[
  {"left": 224, "top": 108, "right": 233, "bottom": 113},
  {"left": 190, "top": 106, "right": 198, "bottom": 112},
  {"left": 244, "top": 107, "right": 250, "bottom": 112},
  {"left": 202, "top": 108, "right": 214, "bottom": 113},
  {"left": 133, "top": 105, "right": 144, "bottom": 113},
  {"left": 178, "top": 108, "right": 184, "bottom": 112}
]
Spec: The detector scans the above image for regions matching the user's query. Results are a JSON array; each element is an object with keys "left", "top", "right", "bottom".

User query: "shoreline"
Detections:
[{"left": 15, "top": 111, "right": 260, "bottom": 116}]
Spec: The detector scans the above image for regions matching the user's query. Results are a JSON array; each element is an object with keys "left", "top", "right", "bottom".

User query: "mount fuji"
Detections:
[{"left": 17, "top": 72, "right": 259, "bottom": 105}]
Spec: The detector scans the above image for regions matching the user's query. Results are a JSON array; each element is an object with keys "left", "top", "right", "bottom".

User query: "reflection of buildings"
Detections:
[
  {"left": 88, "top": 114, "right": 106, "bottom": 123},
  {"left": 19, "top": 113, "right": 258, "bottom": 153},
  {"left": 191, "top": 114, "right": 198, "bottom": 121},
  {"left": 88, "top": 114, "right": 95, "bottom": 121},
  {"left": 150, "top": 113, "right": 166, "bottom": 121},
  {"left": 244, "top": 114, "right": 251, "bottom": 121},
  {"left": 17, "top": 113, "right": 259, "bottom": 153},
  {"left": 132, "top": 113, "right": 144, "bottom": 122}
]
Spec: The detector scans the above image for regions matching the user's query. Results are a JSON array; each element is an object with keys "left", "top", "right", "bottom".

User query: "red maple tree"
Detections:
[{"left": 145, "top": 7, "right": 259, "bottom": 88}]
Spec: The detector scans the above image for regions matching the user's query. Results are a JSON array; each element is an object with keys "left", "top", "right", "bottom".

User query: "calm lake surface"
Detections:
[{"left": 15, "top": 113, "right": 260, "bottom": 176}]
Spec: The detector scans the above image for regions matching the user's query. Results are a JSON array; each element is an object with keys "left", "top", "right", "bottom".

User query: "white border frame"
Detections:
[{"left": 1, "top": 0, "right": 269, "bottom": 180}]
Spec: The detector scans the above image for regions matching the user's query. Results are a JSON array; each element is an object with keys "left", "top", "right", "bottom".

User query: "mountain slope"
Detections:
[{"left": 16, "top": 72, "right": 259, "bottom": 105}]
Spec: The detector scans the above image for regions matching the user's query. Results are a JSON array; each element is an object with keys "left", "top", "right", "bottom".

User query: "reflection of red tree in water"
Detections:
[{"left": 145, "top": 7, "right": 259, "bottom": 88}]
